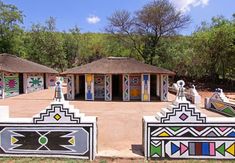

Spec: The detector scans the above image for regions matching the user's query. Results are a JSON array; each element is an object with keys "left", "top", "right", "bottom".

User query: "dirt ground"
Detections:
[{"left": 0, "top": 88, "right": 233, "bottom": 161}]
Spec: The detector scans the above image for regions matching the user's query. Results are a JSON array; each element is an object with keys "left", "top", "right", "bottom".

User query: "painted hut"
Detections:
[
  {"left": 0, "top": 53, "right": 58, "bottom": 99},
  {"left": 62, "top": 57, "right": 175, "bottom": 101}
]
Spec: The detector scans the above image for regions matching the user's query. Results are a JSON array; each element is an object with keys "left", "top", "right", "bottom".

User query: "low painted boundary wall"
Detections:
[
  {"left": 144, "top": 81, "right": 235, "bottom": 160},
  {"left": 205, "top": 89, "right": 235, "bottom": 117},
  {"left": 0, "top": 101, "right": 97, "bottom": 160},
  {"left": 169, "top": 84, "right": 201, "bottom": 106}
]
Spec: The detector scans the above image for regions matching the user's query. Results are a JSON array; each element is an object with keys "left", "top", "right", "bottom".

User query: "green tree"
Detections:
[
  {"left": 0, "top": 1, "right": 24, "bottom": 55},
  {"left": 193, "top": 16, "right": 235, "bottom": 82},
  {"left": 27, "top": 17, "right": 66, "bottom": 71},
  {"left": 106, "top": 0, "right": 190, "bottom": 64},
  {"left": 63, "top": 26, "right": 81, "bottom": 68}
]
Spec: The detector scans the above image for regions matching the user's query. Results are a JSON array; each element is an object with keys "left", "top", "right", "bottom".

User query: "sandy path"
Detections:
[{"left": 0, "top": 88, "right": 225, "bottom": 158}]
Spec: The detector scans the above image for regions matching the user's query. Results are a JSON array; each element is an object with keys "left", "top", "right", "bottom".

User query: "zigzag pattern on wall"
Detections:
[
  {"left": 145, "top": 80, "right": 235, "bottom": 160},
  {"left": 162, "top": 75, "right": 168, "bottom": 101},
  {"left": 123, "top": 74, "right": 129, "bottom": 101},
  {"left": 159, "top": 103, "right": 206, "bottom": 123},
  {"left": 67, "top": 76, "right": 73, "bottom": 100},
  {"left": 150, "top": 126, "right": 235, "bottom": 138},
  {"left": 105, "top": 75, "right": 111, "bottom": 101},
  {"left": 33, "top": 104, "right": 80, "bottom": 124}
]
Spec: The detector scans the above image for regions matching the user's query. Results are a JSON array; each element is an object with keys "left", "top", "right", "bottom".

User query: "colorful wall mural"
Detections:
[
  {"left": 4, "top": 72, "right": 19, "bottom": 97},
  {"left": 123, "top": 74, "right": 130, "bottom": 101},
  {"left": 94, "top": 75, "right": 105, "bottom": 99},
  {"left": 0, "top": 97, "right": 97, "bottom": 160},
  {"left": 46, "top": 74, "right": 57, "bottom": 87},
  {"left": 143, "top": 80, "right": 235, "bottom": 160},
  {"left": 105, "top": 75, "right": 112, "bottom": 101},
  {"left": 67, "top": 75, "right": 74, "bottom": 100},
  {"left": 130, "top": 75, "right": 141, "bottom": 100},
  {"left": 161, "top": 75, "right": 168, "bottom": 101},
  {"left": 26, "top": 74, "right": 44, "bottom": 93},
  {"left": 142, "top": 74, "right": 150, "bottom": 101},
  {"left": 205, "top": 89, "right": 235, "bottom": 117},
  {"left": 85, "top": 74, "right": 94, "bottom": 100}
]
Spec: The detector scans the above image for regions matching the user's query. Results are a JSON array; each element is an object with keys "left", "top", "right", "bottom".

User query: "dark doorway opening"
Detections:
[
  {"left": 43, "top": 73, "right": 46, "bottom": 89},
  {"left": 112, "top": 74, "right": 123, "bottom": 100},
  {"left": 19, "top": 73, "right": 24, "bottom": 94},
  {"left": 77, "top": 75, "right": 85, "bottom": 100},
  {"left": 150, "top": 74, "right": 158, "bottom": 101}
]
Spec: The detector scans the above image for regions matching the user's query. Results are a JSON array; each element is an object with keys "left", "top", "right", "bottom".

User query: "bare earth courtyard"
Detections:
[{"left": 0, "top": 88, "right": 225, "bottom": 160}]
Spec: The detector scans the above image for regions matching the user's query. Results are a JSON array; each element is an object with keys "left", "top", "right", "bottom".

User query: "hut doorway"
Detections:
[
  {"left": 112, "top": 74, "right": 123, "bottom": 100},
  {"left": 78, "top": 75, "right": 85, "bottom": 99},
  {"left": 43, "top": 73, "right": 47, "bottom": 89},
  {"left": 19, "top": 73, "right": 24, "bottom": 94},
  {"left": 150, "top": 74, "right": 158, "bottom": 100}
]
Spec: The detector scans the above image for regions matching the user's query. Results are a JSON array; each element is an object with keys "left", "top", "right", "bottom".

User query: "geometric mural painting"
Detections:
[
  {"left": 94, "top": 75, "right": 105, "bottom": 99},
  {"left": 130, "top": 75, "right": 141, "bottom": 100},
  {"left": 142, "top": 74, "right": 150, "bottom": 101},
  {"left": 205, "top": 89, "right": 235, "bottom": 117},
  {"left": 143, "top": 80, "right": 235, "bottom": 160},
  {"left": 0, "top": 96, "right": 97, "bottom": 160},
  {"left": 161, "top": 75, "right": 168, "bottom": 101},
  {"left": 4, "top": 72, "right": 19, "bottom": 97},
  {"left": 67, "top": 75, "right": 73, "bottom": 100},
  {"left": 26, "top": 75, "right": 44, "bottom": 93},
  {"left": 105, "top": 75, "right": 112, "bottom": 101},
  {"left": 85, "top": 74, "right": 94, "bottom": 100},
  {"left": 123, "top": 74, "right": 130, "bottom": 101},
  {"left": 46, "top": 74, "right": 57, "bottom": 87}
]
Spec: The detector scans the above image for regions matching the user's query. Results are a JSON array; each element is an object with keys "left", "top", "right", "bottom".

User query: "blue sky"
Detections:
[{"left": 2, "top": 0, "right": 235, "bottom": 35}]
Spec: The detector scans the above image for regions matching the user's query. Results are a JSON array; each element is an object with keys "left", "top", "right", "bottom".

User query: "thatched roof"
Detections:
[
  {"left": 62, "top": 57, "right": 175, "bottom": 75},
  {"left": 0, "top": 53, "right": 58, "bottom": 74}
]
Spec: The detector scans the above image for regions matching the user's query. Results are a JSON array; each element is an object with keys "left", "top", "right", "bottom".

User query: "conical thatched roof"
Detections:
[
  {"left": 62, "top": 57, "right": 175, "bottom": 75},
  {"left": 0, "top": 53, "right": 58, "bottom": 74}
]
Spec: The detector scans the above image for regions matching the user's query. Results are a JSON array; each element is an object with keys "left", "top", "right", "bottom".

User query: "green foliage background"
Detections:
[{"left": 0, "top": 1, "right": 234, "bottom": 88}]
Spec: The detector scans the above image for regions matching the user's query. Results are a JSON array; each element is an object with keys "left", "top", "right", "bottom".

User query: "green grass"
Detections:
[
  {"left": 0, "top": 157, "right": 235, "bottom": 163},
  {"left": 0, "top": 157, "right": 89, "bottom": 163}
]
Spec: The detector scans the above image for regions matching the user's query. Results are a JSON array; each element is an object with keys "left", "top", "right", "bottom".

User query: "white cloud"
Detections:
[
  {"left": 86, "top": 15, "right": 100, "bottom": 24},
  {"left": 170, "top": 0, "right": 209, "bottom": 12}
]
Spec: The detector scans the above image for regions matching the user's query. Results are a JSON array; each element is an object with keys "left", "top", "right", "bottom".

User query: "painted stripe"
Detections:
[
  {"left": 195, "top": 142, "right": 202, "bottom": 155},
  {"left": 210, "top": 142, "right": 215, "bottom": 156},
  {"left": 202, "top": 142, "right": 209, "bottom": 156}
]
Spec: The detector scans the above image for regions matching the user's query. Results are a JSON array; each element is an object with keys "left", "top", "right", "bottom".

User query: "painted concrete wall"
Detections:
[
  {"left": 46, "top": 74, "right": 57, "bottom": 88},
  {"left": 0, "top": 99, "right": 97, "bottom": 160},
  {"left": 129, "top": 74, "right": 141, "bottom": 100},
  {"left": 123, "top": 74, "right": 130, "bottom": 101},
  {"left": 67, "top": 73, "right": 169, "bottom": 102},
  {"left": 85, "top": 74, "right": 94, "bottom": 101},
  {"left": 160, "top": 74, "right": 168, "bottom": 101},
  {"left": 94, "top": 75, "right": 105, "bottom": 99},
  {"left": 205, "top": 89, "right": 235, "bottom": 117},
  {"left": 105, "top": 74, "right": 112, "bottom": 101},
  {"left": 141, "top": 74, "right": 150, "bottom": 101},
  {"left": 67, "top": 75, "right": 75, "bottom": 100},
  {"left": 4, "top": 72, "right": 19, "bottom": 98},
  {"left": 25, "top": 73, "right": 44, "bottom": 93},
  {"left": 143, "top": 80, "right": 235, "bottom": 159}
]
